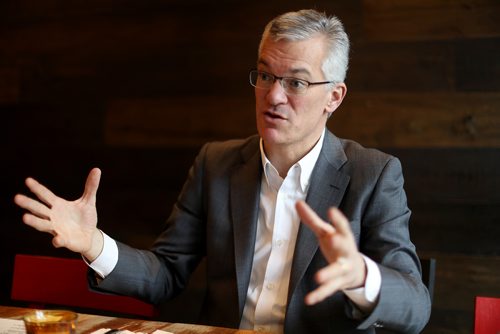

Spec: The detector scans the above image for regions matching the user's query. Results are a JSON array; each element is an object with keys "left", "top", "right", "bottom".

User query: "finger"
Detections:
[
  {"left": 14, "top": 194, "right": 51, "bottom": 219},
  {"left": 81, "top": 168, "right": 101, "bottom": 205},
  {"left": 52, "top": 235, "right": 66, "bottom": 248},
  {"left": 305, "top": 278, "right": 344, "bottom": 305},
  {"left": 327, "top": 207, "right": 352, "bottom": 237},
  {"left": 296, "top": 200, "right": 335, "bottom": 237},
  {"left": 25, "top": 177, "right": 57, "bottom": 207},
  {"left": 315, "top": 257, "right": 349, "bottom": 284},
  {"left": 22, "top": 213, "right": 54, "bottom": 234}
]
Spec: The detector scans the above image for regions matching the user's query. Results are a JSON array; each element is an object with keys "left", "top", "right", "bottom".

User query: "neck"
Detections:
[
  {"left": 264, "top": 135, "right": 323, "bottom": 178},
  {"left": 266, "top": 148, "right": 300, "bottom": 178}
]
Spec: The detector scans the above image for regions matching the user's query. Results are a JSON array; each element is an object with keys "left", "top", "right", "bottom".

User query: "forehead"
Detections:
[{"left": 258, "top": 35, "right": 327, "bottom": 77}]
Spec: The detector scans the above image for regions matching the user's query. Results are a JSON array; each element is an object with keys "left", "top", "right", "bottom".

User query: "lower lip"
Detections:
[{"left": 263, "top": 113, "right": 286, "bottom": 123}]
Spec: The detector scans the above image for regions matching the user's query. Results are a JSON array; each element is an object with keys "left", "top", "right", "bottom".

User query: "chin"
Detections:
[
  {"left": 258, "top": 126, "right": 279, "bottom": 140},
  {"left": 261, "top": 133, "right": 288, "bottom": 149}
]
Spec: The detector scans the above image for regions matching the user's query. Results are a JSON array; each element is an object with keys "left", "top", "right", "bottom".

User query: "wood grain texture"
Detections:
[
  {"left": 105, "top": 92, "right": 500, "bottom": 148},
  {"left": 105, "top": 97, "right": 256, "bottom": 147},
  {"left": 0, "top": 305, "right": 260, "bottom": 334},
  {"left": 328, "top": 92, "right": 500, "bottom": 147},
  {"left": 363, "top": 0, "right": 500, "bottom": 41},
  {"left": 455, "top": 37, "right": 500, "bottom": 92},
  {"left": 0, "top": 68, "right": 19, "bottom": 103},
  {"left": 348, "top": 40, "right": 455, "bottom": 92}
]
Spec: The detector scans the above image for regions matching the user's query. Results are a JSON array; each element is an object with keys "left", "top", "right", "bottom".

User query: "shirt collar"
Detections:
[{"left": 259, "top": 129, "right": 325, "bottom": 192}]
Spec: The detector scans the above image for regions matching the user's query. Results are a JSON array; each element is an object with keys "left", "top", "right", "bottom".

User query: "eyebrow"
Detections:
[{"left": 257, "top": 60, "right": 312, "bottom": 78}]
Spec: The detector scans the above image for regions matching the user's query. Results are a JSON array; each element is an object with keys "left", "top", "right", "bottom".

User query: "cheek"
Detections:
[
  {"left": 254, "top": 91, "right": 266, "bottom": 109},
  {"left": 294, "top": 100, "right": 328, "bottom": 125},
  {"left": 302, "top": 95, "right": 329, "bottom": 116}
]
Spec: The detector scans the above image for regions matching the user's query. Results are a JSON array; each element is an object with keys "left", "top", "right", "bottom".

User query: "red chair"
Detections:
[
  {"left": 474, "top": 296, "right": 500, "bottom": 334},
  {"left": 11, "top": 254, "right": 157, "bottom": 318}
]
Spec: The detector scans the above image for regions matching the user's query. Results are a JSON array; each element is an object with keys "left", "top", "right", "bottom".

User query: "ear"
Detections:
[{"left": 325, "top": 83, "right": 347, "bottom": 114}]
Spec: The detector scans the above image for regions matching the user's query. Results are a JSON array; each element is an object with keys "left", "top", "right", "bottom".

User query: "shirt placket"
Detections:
[{"left": 253, "top": 166, "right": 301, "bottom": 332}]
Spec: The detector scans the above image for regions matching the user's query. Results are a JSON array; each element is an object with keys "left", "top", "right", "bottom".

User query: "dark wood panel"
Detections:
[
  {"left": 388, "top": 148, "right": 500, "bottom": 255},
  {"left": 0, "top": 146, "right": 198, "bottom": 197},
  {"left": 349, "top": 37, "right": 500, "bottom": 93},
  {"left": 348, "top": 40, "right": 455, "bottom": 92},
  {"left": 391, "top": 148, "right": 500, "bottom": 204},
  {"left": 105, "top": 93, "right": 500, "bottom": 149},
  {"left": 0, "top": 0, "right": 362, "bottom": 28},
  {"left": 363, "top": 0, "right": 500, "bottom": 42},
  {"left": 0, "top": 1, "right": 361, "bottom": 63},
  {"left": 0, "top": 2, "right": 362, "bottom": 99},
  {"left": 0, "top": 68, "right": 19, "bottom": 103},
  {"left": 3, "top": 104, "right": 103, "bottom": 147},
  {"left": 105, "top": 97, "right": 256, "bottom": 147},
  {"left": 329, "top": 92, "right": 500, "bottom": 148},
  {"left": 410, "top": 203, "right": 500, "bottom": 255},
  {"left": 456, "top": 37, "right": 500, "bottom": 92}
]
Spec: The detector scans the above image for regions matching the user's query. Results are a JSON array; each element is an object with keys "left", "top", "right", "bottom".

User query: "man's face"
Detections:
[{"left": 255, "top": 35, "right": 343, "bottom": 156}]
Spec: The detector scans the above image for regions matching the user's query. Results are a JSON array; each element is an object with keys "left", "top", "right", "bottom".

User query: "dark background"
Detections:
[{"left": 1, "top": 1, "right": 499, "bottom": 333}]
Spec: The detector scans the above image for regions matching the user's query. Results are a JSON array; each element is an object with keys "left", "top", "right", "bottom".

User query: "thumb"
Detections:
[{"left": 82, "top": 168, "right": 101, "bottom": 205}]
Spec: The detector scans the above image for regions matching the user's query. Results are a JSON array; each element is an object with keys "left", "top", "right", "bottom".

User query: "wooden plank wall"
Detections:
[{"left": 1, "top": 1, "right": 499, "bottom": 332}]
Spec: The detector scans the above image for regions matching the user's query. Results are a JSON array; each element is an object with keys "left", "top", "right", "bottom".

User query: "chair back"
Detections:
[
  {"left": 474, "top": 296, "right": 500, "bottom": 334},
  {"left": 419, "top": 257, "right": 436, "bottom": 304},
  {"left": 11, "top": 254, "right": 157, "bottom": 318}
]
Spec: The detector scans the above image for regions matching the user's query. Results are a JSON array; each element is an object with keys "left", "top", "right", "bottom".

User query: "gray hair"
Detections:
[{"left": 258, "top": 9, "right": 350, "bottom": 83}]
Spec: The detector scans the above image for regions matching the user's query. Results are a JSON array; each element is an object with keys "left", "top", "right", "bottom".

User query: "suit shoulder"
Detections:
[
  {"left": 339, "top": 138, "right": 396, "bottom": 167},
  {"left": 200, "top": 135, "right": 260, "bottom": 167},
  {"left": 203, "top": 135, "right": 259, "bottom": 156}
]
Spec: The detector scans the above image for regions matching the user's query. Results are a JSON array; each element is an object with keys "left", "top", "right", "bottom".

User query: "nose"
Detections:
[{"left": 266, "top": 78, "right": 288, "bottom": 105}]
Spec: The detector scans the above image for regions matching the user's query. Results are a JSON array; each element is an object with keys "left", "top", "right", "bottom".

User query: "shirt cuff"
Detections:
[
  {"left": 343, "top": 255, "right": 381, "bottom": 313},
  {"left": 83, "top": 231, "right": 119, "bottom": 278}
]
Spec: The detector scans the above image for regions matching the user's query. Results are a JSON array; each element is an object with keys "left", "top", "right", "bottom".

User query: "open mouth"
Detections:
[{"left": 265, "top": 111, "right": 286, "bottom": 120}]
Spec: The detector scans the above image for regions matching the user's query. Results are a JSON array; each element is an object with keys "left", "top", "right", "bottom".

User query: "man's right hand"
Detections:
[{"left": 14, "top": 167, "right": 103, "bottom": 261}]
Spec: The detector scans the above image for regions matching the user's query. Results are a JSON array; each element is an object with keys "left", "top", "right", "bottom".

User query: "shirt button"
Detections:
[
  {"left": 275, "top": 239, "right": 284, "bottom": 247},
  {"left": 266, "top": 283, "right": 275, "bottom": 290}
]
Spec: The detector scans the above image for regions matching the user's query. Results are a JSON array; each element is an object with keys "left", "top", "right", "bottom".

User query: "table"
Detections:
[{"left": 0, "top": 305, "right": 260, "bottom": 334}]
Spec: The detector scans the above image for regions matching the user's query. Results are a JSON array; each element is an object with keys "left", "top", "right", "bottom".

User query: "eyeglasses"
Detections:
[{"left": 249, "top": 69, "right": 335, "bottom": 96}]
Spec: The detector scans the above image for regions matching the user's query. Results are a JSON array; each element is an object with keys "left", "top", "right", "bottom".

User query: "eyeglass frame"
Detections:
[{"left": 249, "top": 69, "right": 336, "bottom": 95}]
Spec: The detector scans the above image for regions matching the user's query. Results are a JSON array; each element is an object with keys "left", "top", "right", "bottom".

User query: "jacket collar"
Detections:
[
  {"left": 287, "top": 130, "right": 350, "bottom": 308},
  {"left": 230, "top": 135, "right": 262, "bottom": 315}
]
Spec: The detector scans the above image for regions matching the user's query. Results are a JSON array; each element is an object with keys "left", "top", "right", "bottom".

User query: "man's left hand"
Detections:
[{"left": 295, "top": 200, "right": 367, "bottom": 305}]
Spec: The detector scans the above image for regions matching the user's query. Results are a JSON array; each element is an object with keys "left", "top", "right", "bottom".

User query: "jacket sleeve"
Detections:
[
  {"left": 354, "top": 157, "right": 431, "bottom": 333},
  {"left": 89, "top": 143, "right": 210, "bottom": 305}
]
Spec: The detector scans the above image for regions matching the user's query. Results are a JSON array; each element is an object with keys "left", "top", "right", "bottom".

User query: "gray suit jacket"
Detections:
[{"left": 94, "top": 131, "right": 431, "bottom": 333}]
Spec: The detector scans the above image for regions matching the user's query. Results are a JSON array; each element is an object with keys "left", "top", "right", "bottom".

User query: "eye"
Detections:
[
  {"left": 286, "top": 78, "right": 308, "bottom": 91},
  {"left": 259, "top": 72, "right": 273, "bottom": 82}
]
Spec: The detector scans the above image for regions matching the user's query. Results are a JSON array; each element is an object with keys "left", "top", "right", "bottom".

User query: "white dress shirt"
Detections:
[{"left": 89, "top": 130, "right": 381, "bottom": 333}]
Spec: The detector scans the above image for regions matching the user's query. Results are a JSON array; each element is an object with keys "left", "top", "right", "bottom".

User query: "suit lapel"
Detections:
[
  {"left": 288, "top": 131, "right": 351, "bottom": 302},
  {"left": 230, "top": 138, "right": 262, "bottom": 314}
]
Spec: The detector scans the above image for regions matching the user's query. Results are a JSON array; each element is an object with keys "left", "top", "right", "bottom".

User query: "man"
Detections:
[{"left": 14, "top": 9, "right": 431, "bottom": 334}]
